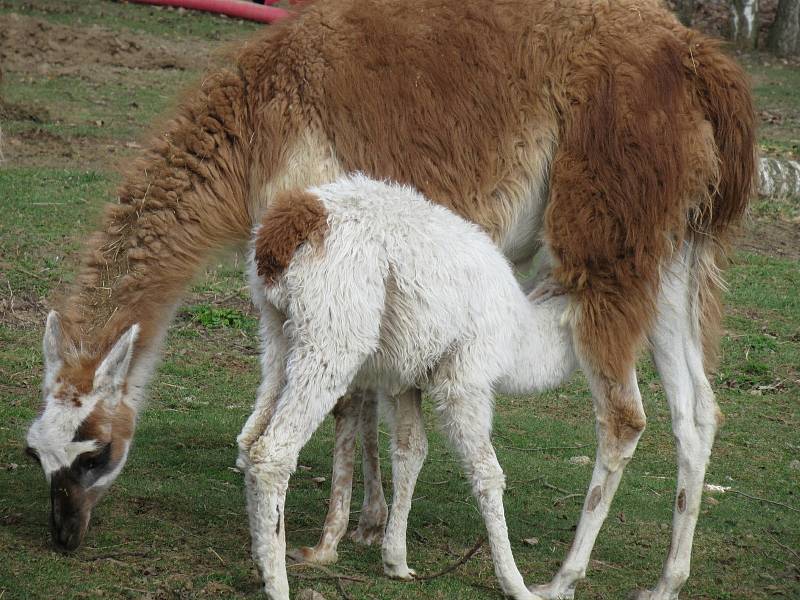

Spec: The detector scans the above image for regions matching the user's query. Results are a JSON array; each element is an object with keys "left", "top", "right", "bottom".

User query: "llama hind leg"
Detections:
[
  {"left": 529, "top": 364, "right": 645, "bottom": 600},
  {"left": 236, "top": 303, "right": 289, "bottom": 470},
  {"left": 288, "top": 393, "right": 363, "bottom": 565},
  {"left": 381, "top": 388, "right": 427, "bottom": 579},
  {"left": 351, "top": 390, "right": 389, "bottom": 545},
  {"left": 635, "top": 253, "right": 719, "bottom": 600},
  {"left": 435, "top": 384, "right": 537, "bottom": 600}
]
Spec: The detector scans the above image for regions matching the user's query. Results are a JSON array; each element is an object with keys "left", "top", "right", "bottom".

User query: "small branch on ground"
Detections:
[
  {"left": 208, "top": 546, "right": 225, "bottom": 565},
  {"left": 729, "top": 490, "right": 799, "bottom": 513},
  {"left": 499, "top": 443, "right": 590, "bottom": 453},
  {"left": 288, "top": 562, "right": 367, "bottom": 600},
  {"left": 80, "top": 550, "right": 151, "bottom": 562},
  {"left": 542, "top": 480, "right": 574, "bottom": 496},
  {"left": 553, "top": 493, "right": 583, "bottom": 506},
  {"left": 768, "top": 533, "right": 800, "bottom": 563},
  {"left": 412, "top": 537, "right": 485, "bottom": 581},
  {"left": 15, "top": 267, "right": 46, "bottom": 281}
]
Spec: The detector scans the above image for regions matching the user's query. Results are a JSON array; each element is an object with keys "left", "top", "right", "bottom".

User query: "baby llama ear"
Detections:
[
  {"left": 93, "top": 324, "right": 140, "bottom": 401},
  {"left": 43, "top": 311, "right": 63, "bottom": 386}
]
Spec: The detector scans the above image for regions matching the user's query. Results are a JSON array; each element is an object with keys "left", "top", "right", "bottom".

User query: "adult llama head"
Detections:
[{"left": 25, "top": 312, "right": 140, "bottom": 551}]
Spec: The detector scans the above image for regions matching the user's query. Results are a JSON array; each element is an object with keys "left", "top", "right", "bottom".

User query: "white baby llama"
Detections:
[{"left": 236, "top": 174, "right": 579, "bottom": 600}]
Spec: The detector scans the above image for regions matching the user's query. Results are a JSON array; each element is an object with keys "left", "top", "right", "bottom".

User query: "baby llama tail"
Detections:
[{"left": 254, "top": 189, "right": 329, "bottom": 284}]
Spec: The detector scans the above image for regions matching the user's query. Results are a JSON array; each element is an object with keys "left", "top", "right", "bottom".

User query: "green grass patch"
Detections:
[
  {"left": 0, "top": 168, "right": 110, "bottom": 296},
  {"left": 2, "top": 69, "right": 195, "bottom": 142},
  {"left": 746, "top": 58, "right": 800, "bottom": 159},
  {"left": 185, "top": 305, "right": 256, "bottom": 330},
  {"left": 0, "top": 0, "right": 261, "bottom": 41}
]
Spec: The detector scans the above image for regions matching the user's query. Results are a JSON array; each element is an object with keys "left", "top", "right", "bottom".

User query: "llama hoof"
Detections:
[
  {"left": 384, "top": 563, "right": 417, "bottom": 580},
  {"left": 629, "top": 590, "right": 679, "bottom": 600},
  {"left": 527, "top": 583, "right": 575, "bottom": 600},
  {"left": 349, "top": 522, "right": 384, "bottom": 546},
  {"left": 286, "top": 546, "right": 338, "bottom": 565}
]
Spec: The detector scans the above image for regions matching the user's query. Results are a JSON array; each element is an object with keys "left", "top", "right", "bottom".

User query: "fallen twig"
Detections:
[
  {"left": 15, "top": 267, "right": 46, "bottom": 281},
  {"left": 80, "top": 550, "right": 150, "bottom": 562},
  {"left": 729, "top": 490, "right": 799, "bottom": 513},
  {"left": 288, "top": 567, "right": 367, "bottom": 584},
  {"left": 768, "top": 534, "right": 800, "bottom": 563},
  {"left": 542, "top": 480, "right": 573, "bottom": 496},
  {"left": 499, "top": 443, "right": 589, "bottom": 453},
  {"left": 553, "top": 493, "right": 582, "bottom": 506},
  {"left": 413, "top": 536, "right": 485, "bottom": 581},
  {"left": 208, "top": 546, "right": 225, "bottom": 565},
  {"left": 288, "top": 562, "right": 366, "bottom": 600}
]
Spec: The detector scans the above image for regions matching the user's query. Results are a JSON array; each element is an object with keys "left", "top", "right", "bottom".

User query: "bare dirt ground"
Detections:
[
  {"left": 0, "top": 13, "right": 206, "bottom": 75},
  {"left": 741, "top": 216, "right": 800, "bottom": 261},
  {"left": 0, "top": 12, "right": 219, "bottom": 168}
]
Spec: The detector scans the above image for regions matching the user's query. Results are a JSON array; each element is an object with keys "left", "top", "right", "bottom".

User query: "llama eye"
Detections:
[
  {"left": 25, "top": 446, "right": 41, "bottom": 464},
  {"left": 79, "top": 444, "right": 111, "bottom": 471}
]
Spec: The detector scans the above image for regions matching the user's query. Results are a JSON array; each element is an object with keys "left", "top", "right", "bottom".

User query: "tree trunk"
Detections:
[
  {"left": 759, "top": 156, "right": 800, "bottom": 198},
  {"left": 731, "top": 0, "right": 760, "bottom": 49},
  {"left": 767, "top": 0, "right": 800, "bottom": 56}
]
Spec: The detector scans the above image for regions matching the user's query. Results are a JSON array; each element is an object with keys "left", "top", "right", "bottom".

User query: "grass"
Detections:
[
  {"left": 1, "top": 69, "right": 197, "bottom": 142},
  {"left": 0, "top": 0, "right": 261, "bottom": 41},
  {"left": 1, "top": 3, "right": 799, "bottom": 599},
  {"left": 745, "top": 55, "right": 800, "bottom": 159}
]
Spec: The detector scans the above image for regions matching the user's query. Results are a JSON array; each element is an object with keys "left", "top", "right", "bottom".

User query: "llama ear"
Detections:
[
  {"left": 43, "top": 311, "right": 63, "bottom": 386},
  {"left": 93, "top": 324, "right": 140, "bottom": 400}
]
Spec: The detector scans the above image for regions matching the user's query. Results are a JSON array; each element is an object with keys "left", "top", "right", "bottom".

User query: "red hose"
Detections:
[{"left": 129, "top": 0, "right": 290, "bottom": 24}]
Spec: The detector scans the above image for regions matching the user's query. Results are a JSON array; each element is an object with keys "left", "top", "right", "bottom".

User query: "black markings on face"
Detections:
[
  {"left": 77, "top": 443, "right": 112, "bottom": 473},
  {"left": 25, "top": 446, "right": 41, "bottom": 465},
  {"left": 68, "top": 441, "right": 113, "bottom": 487}
]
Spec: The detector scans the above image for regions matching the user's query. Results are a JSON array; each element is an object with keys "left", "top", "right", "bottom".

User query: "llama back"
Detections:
[{"left": 252, "top": 175, "right": 528, "bottom": 389}]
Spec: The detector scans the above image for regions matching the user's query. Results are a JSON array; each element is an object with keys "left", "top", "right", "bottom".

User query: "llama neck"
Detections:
[
  {"left": 500, "top": 291, "right": 577, "bottom": 395},
  {"left": 60, "top": 70, "right": 253, "bottom": 370}
]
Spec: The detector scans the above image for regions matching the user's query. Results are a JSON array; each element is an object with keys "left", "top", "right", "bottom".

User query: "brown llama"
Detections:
[{"left": 24, "top": 0, "right": 756, "bottom": 598}]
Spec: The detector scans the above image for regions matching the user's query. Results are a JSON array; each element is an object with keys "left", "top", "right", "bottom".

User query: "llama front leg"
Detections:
[
  {"left": 434, "top": 383, "right": 537, "bottom": 600},
  {"left": 635, "top": 258, "right": 719, "bottom": 600},
  {"left": 246, "top": 356, "right": 362, "bottom": 599},
  {"left": 351, "top": 390, "right": 389, "bottom": 545},
  {"left": 529, "top": 366, "right": 645, "bottom": 600},
  {"left": 381, "top": 388, "right": 427, "bottom": 579},
  {"left": 246, "top": 466, "right": 291, "bottom": 600},
  {"left": 288, "top": 393, "right": 363, "bottom": 565}
]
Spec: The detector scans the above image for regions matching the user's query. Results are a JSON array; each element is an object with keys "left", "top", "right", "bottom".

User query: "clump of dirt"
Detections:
[
  {"left": 0, "top": 64, "right": 50, "bottom": 123},
  {"left": 0, "top": 128, "right": 140, "bottom": 170},
  {"left": 0, "top": 98, "right": 50, "bottom": 123},
  {"left": 0, "top": 293, "right": 48, "bottom": 328},
  {"left": 0, "top": 13, "right": 207, "bottom": 76}
]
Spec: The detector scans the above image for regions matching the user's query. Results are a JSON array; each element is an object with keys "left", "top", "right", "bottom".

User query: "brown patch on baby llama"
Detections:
[{"left": 254, "top": 190, "right": 329, "bottom": 284}]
